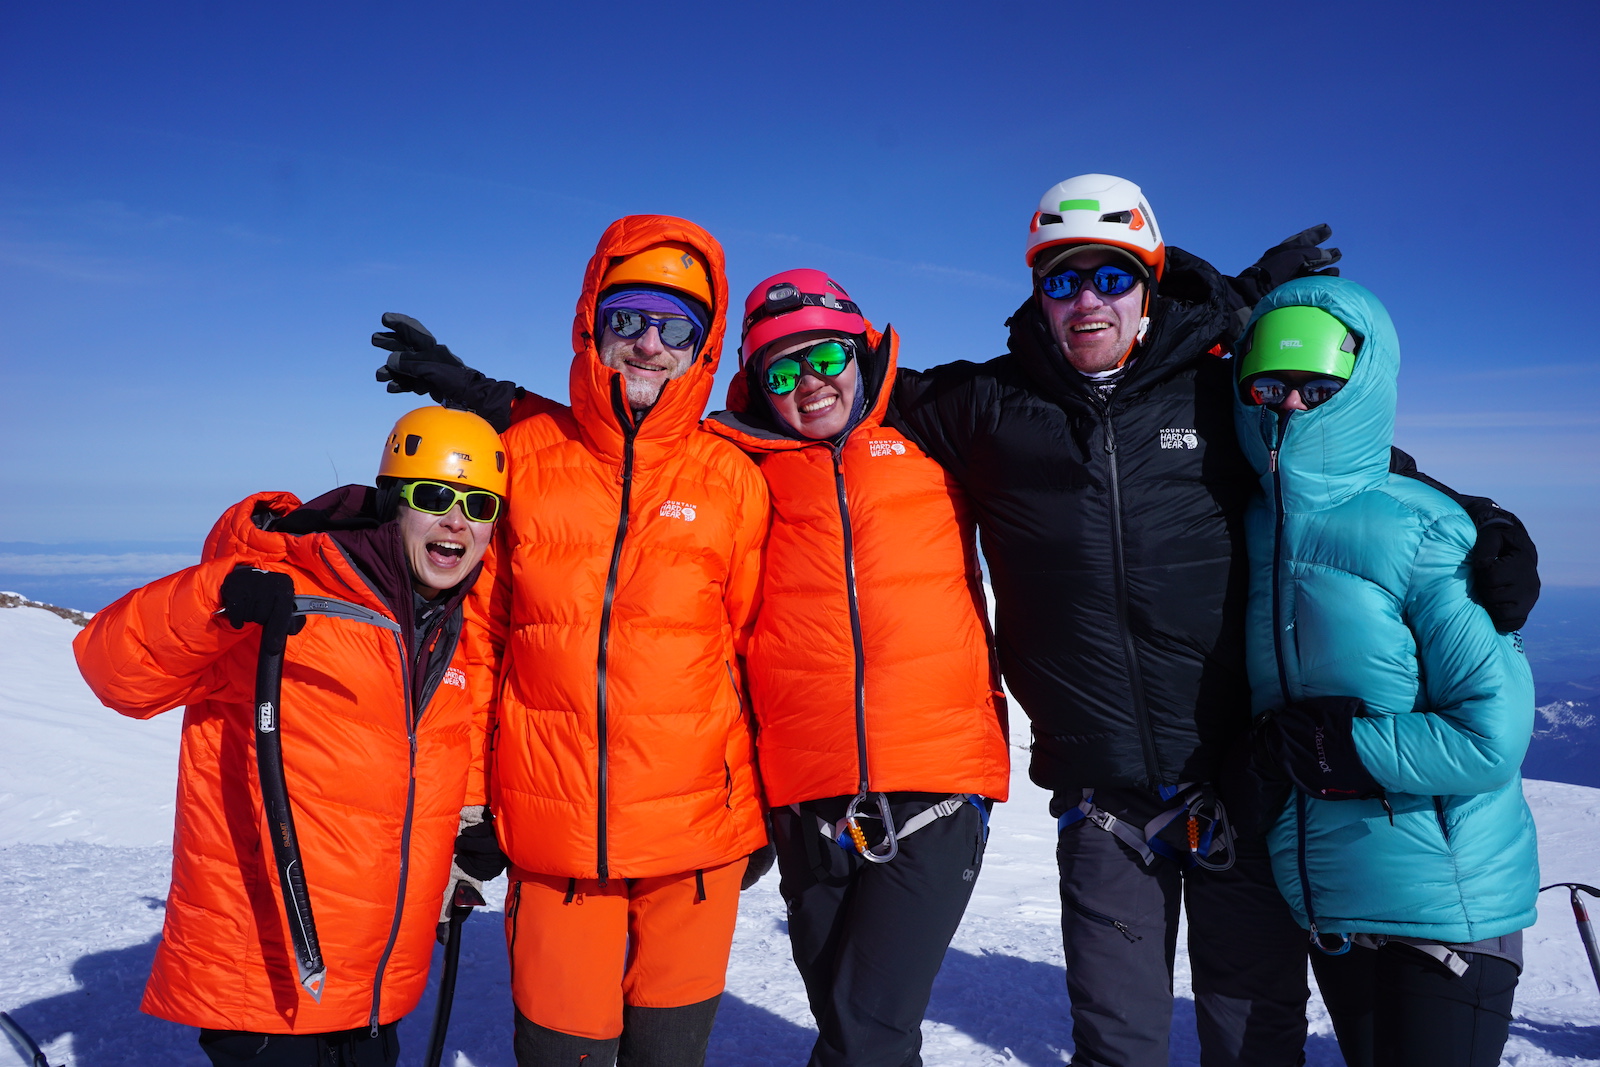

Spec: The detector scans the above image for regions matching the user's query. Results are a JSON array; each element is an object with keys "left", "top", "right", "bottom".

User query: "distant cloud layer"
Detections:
[{"left": 0, "top": 553, "right": 196, "bottom": 578}]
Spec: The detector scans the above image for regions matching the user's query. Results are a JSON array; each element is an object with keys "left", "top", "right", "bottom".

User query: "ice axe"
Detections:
[
  {"left": 0, "top": 1011, "right": 58, "bottom": 1067},
  {"left": 1541, "top": 882, "right": 1600, "bottom": 998},
  {"left": 425, "top": 879, "right": 487, "bottom": 1067},
  {"left": 254, "top": 594, "right": 402, "bottom": 1001}
]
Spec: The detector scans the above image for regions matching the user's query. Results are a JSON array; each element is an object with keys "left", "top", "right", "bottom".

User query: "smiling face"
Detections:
[
  {"left": 1040, "top": 248, "right": 1148, "bottom": 374},
  {"left": 397, "top": 495, "right": 496, "bottom": 599},
  {"left": 761, "top": 332, "right": 860, "bottom": 440},
  {"left": 597, "top": 316, "right": 696, "bottom": 413}
]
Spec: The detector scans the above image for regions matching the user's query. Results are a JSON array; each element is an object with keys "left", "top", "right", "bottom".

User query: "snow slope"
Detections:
[{"left": 2, "top": 600, "right": 1597, "bottom": 1066}]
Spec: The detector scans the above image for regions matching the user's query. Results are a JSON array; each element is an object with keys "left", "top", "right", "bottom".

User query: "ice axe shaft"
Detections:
[
  {"left": 255, "top": 596, "right": 403, "bottom": 1001},
  {"left": 1542, "top": 882, "right": 1600, "bottom": 998},
  {"left": 0, "top": 1011, "right": 56, "bottom": 1067},
  {"left": 426, "top": 880, "right": 487, "bottom": 1067}
]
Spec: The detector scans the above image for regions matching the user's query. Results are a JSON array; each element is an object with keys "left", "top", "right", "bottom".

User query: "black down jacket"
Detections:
[{"left": 891, "top": 247, "right": 1252, "bottom": 793}]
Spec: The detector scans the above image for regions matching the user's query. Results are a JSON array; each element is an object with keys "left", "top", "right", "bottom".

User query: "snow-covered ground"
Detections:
[{"left": 2, "top": 599, "right": 1597, "bottom": 1066}]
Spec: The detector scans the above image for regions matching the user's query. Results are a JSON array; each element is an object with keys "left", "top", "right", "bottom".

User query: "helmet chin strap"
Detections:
[{"left": 1111, "top": 314, "right": 1150, "bottom": 369}]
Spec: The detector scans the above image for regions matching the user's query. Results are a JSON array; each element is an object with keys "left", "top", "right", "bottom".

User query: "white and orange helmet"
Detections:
[{"left": 1025, "top": 174, "right": 1166, "bottom": 281}]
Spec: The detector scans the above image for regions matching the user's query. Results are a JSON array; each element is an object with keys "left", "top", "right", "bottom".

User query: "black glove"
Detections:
[
  {"left": 1253, "top": 696, "right": 1386, "bottom": 803},
  {"left": 741, "top": 842, "right": 776, "bottom": 890},
  {"left": 219, "top": 567, "right": 302, "bottom": 655},
  {"left": 371, "top": 312, "right": 522, "bottom": 433},
  {"left": 1388, "top": 449, "right": 1542, "bottom": 633},
  {"left": 1215, "top": 722, "right": 1291, "bottom": 840},
  {"left": 1460, "top": 497, "right": 1541, "bottom": 633},
  {"left": 453, "top": 809, "right": 510, "bottom": 882},
  {"left": 1229, "top": 224, "right": 1342, "bottom": 309}
]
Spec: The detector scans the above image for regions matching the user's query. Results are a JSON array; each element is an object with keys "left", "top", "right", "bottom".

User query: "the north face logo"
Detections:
[
  {"left": 443, "top": 667, "right": 467, "bottom": 690},
  {"left": 660, "top": 500, "right": 698, "bottom": 522},
  {"left": 1160, "top": 428, "right": 1199, "bottom": 450},
  {"left": 869, "top": 440, "right": 907, "bottom": 457}
]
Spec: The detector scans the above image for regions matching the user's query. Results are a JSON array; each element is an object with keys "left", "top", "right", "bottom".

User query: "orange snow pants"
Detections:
[{"left": 504, "top": 860, "right": 744, "bottom": 1040}]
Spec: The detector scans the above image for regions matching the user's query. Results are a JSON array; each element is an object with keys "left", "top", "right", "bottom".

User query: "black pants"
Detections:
[
  {"left": 197, "top": 1022, "right": 399, "bottom": 1067},
  {"left": 771, "top": 795, "right": 988, "bottom": 1067},
  {"left": 1053, "top": 790, "right": 1310, "bottom": 1067},
  {"left": 1310, "top": 942, "right": 1519, "bottom": 1067},
  {"left": 514, "top": 1000, "right": 722, "bottom": 1067}
]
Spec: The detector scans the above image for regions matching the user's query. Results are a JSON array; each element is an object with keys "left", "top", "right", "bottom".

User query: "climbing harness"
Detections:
[
  {"left": 1056, "top": 784, "right": 1235, "bottom": 872},
  {"left": 799, "top": 793, "right": 990, "bottom": 863}
]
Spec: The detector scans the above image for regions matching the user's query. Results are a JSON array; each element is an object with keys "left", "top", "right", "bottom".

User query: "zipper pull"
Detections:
[{"left": 1269, "top": 450, "right": 1278, "bottom": 473}]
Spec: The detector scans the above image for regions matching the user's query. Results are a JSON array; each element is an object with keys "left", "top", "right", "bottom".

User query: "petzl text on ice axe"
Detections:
[
  {"left": 1542, "top": 882, "right": 1600, "bottom": 998},
  {"left": 425, "top": 879, "right": 488, "bottom": 1067},
  {"left": 255, "top": 595, "right": 402, "bottom": 1001}
]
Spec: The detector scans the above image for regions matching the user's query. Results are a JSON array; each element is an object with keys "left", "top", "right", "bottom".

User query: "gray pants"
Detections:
[{"left": 1054, "top": 791, "right": 1309, "bottom": 1067}]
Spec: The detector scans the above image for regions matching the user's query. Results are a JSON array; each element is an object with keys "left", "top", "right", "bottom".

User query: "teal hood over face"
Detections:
[{"left": 1233, "top": 277, "right": 1400, "bottom": 512}]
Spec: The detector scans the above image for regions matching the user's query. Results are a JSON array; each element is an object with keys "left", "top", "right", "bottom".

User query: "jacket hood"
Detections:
[
  {"left": 1009, "top": 245, "right": 1235, "bottom": 410},
  {"left": 704, "top": 324, "right": 897, "bottom": 453},
  {"left": 1233, "top": 276, "right": 1399, "bottom": 511},
  {"left": 569, "top": 215, "right": 729, "bottom": 468}
]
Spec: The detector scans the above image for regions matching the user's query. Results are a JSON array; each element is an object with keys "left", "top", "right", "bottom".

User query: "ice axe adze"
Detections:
[
  {"left": 0, "top": 1011, "right": 58, "bottom": 1067},
  {"left": 256, "top": 595, "right": 402, "bottom": 1002},
  {"left": 1541, "top": 882, "right": 1600, "bottom": 999},
  {"left": 425, "top": 879, "right": 488, "bottom": 1067}
]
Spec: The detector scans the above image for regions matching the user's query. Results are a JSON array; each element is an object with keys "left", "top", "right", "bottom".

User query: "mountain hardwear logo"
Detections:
[
  {"left": 869, "top": 440, "right": 907, "bottom": 457},
  {"left": 660, "top": 500, "right": 698, "bottom": 522},
  {"left": 1160, "top": 428, "right": 1199, "bottom": 450},
  {"left": 443, "top": 667, "right": 467, "bottom": 690}
]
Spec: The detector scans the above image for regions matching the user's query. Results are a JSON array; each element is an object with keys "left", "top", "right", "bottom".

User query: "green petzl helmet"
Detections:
[{"left": 1238, "top": 305, "right": 1359, "bottom": 380}]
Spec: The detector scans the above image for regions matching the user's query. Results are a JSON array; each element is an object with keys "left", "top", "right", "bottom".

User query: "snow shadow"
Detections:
[
  {"left": 926, "top": 948, "right": 1347, "bottom": 1067},
  {"left": 3, "top": 933, "right": 206, "bottom": 1066},
  {"left": 1510, "top": 1018, "right": 1600, "bottom": 1058},
  {"left": 706, "top": 995, "right": 816, "bottom": 1066}
]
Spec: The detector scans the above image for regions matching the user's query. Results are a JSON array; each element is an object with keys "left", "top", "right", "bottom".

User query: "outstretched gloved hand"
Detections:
[
  {"left": 219, "top": 567, "right": 302, "bottom": 655},
  {"left": 1229, "top": 224, "right": 1343, "bottom": 311},
  {"left": 372, "top": 313, "right": 522, "bottom": 433}
]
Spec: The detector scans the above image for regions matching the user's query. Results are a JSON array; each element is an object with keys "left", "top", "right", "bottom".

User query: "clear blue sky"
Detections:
[{"left": 4, "top": 1, "right": 1597, "bottom": 585}]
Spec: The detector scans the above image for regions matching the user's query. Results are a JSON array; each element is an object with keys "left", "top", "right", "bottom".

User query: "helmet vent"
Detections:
[
  {"left": 404, "top": 434, "right": 422, "bottom": 457},
  {"left": 1038, "top": 213, "right": 1063, "bottom": 226},
  {"left": 1100, "top": 210, "right": 1133, "bottom": 225},
  {"left": 496, "top": 451, "right": 506, "bottom": 473}
]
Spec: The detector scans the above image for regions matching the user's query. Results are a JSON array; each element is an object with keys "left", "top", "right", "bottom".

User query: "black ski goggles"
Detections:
[
  {"left": 398, "top": 480, "right": 502, "bottom": 523},
  {"left": 604, "top": 308, "right": 702, "bottom": 350},
  {"left": 763, "top": 339, "right": 856, "bottom": 396},
  {"left": 1240, "top": 371, "right": 1348, "bottom": 410},
  {"left": 1039, "top": 264, "right": 1141, "bottom": 301}
]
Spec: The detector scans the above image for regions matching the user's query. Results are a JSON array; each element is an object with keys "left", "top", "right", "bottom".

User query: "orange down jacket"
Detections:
[
  {"left": 72, "top": 491, "right": 488, "bottom": 1033},
  {"left": 703, "top": 326, "right": 1009, "bottom": 806},
  {"left": 469, "top": 215, "right": 769, "bottom": 881}
]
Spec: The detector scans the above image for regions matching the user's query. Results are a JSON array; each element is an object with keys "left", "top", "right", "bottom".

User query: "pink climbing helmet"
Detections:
[{"left": 739, "top": 268, "right": 866, "bottom": 364}]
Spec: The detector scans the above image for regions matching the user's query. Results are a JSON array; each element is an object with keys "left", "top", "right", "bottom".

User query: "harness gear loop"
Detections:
[{"left": 1056, "top": 785, "right": 1236, "bottom": 872}]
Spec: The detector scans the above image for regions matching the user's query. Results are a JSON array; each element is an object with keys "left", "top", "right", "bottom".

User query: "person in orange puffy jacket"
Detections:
[
  {"left": 71, "top": 407, "right": 509, "bottom": 1067},
  {"left": 380, "top": 216, "right": 771, "bottom": 1067},
  {"left": 700, "top": 269, "right": 1010, "bottom": 1067}
]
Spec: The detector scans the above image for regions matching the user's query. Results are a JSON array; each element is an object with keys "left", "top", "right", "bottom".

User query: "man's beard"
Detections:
[{"left": 622, "top": 374, "right": 669, "bottom": 412}]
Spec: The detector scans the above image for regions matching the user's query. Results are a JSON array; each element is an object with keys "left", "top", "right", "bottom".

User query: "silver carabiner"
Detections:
[{"left": 842, "top": 792, "right": 900, "bottom": 864}]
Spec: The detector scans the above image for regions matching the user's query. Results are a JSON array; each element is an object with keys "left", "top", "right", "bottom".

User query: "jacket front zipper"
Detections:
[
  {"left": 1269, "top": 414, "right": 1324, "bottom": 945},
  {"left": 1100, "top": 408, "right": 1159, "bottom": 784},
  {"left": 831, "top": 446, "right": 871, "bottom": 794},
  {"left": 595, "top": 382, "right": 638, "bottom": 883}
]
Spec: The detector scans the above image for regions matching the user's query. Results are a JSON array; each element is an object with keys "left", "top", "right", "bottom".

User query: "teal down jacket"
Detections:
[{"left": 1234, "top": 276, "right": 1537, "bottom": 945}]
